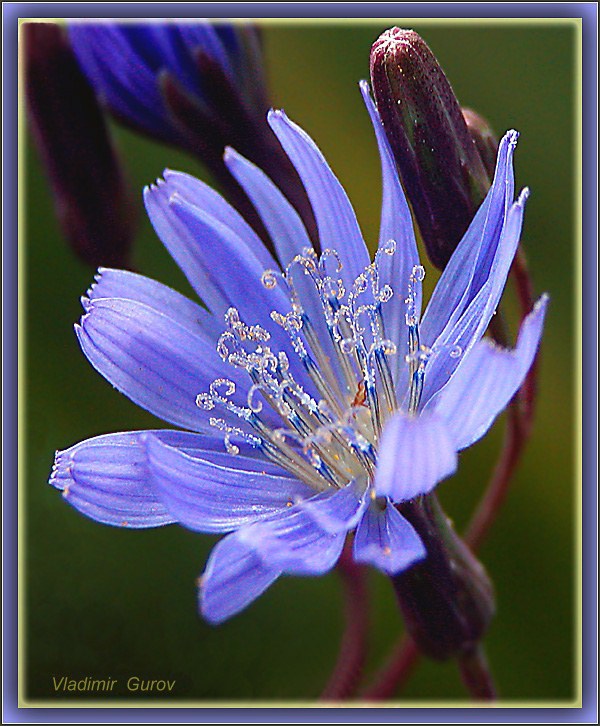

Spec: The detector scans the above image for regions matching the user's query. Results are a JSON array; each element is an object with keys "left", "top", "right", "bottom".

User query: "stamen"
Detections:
[{"left": 198, "top": 248, "right": 434, "bottom": 495}]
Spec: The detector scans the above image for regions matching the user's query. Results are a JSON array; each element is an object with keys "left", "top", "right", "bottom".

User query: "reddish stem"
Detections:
[
  {"left": 465, "top": 248, "right": 537, "bottom": 550},
  {"left": 458, "top": 646, "right": 497, "bottom": 701},
  {"left": 320, "top": 542, "right": 369, "bottom": 701},
  {"left": 361, "top": 635, "right": 420, "bottom": 700},
  {"left": 361, "top": 247, "right": 538, "bottom": 700}
]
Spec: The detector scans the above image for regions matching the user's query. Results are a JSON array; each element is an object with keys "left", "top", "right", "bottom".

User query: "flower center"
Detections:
[{"left": 197, "top": 245, "right": 430, "bottom": 493}]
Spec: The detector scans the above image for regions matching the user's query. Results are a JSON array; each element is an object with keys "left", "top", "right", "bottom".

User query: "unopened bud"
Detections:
[
  {"left": 462, "top": 107, "right": 499, "bottom": 182},
  {"left": 24, "top": 22, "right": 135, "bottom": 268},
  {"left": 391, "top": 494, "right": 495, "bottom": 660},
  {"left": 370, "top": 28, "right": 491, "bottom": 269},
  {"left": 68, "top": 22, "right": 316, "bottom": 246}
]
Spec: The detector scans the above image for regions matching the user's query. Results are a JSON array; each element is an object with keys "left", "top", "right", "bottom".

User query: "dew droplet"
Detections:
[
  {"left": 411, "top": 264, "right": 425, "bottom": 282},
  {"left": 261, "top": 270, "right": 278, "bottom": 289}
]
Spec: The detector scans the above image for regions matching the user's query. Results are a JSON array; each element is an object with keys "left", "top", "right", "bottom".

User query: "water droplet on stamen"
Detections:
[
  {"left": 411, "top": 264, "right": 425, "bottom": 282},
  {"left": 261, "top": 270, "right": 278, "bottom": 289}
]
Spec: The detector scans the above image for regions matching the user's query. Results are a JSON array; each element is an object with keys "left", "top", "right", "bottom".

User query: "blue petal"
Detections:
[
  {"left": 420, "top": 130, "right": 518, "bottom": 346},
  {"left": 429, "top": 294, "right": 549, "bottom": 450},
  {"left": 152, "top": 429, "right": 296, "bottom": 475},
  {"left": 68, "top": 24, "right": 170, "bottom": 137},
  {"left": 237, "top": 482, "right": 363, "bottom": 574},
  {"left": 76, "top": 297, "right": 249, "bottom": 433},
  {"left": 166, "top": 191, "right": 316, "bottom": 391},
  {"left": 167, "top": 193, "right": 291, "bottom": 323},
  {"left": 88, "top": 267, "right": 222, "bottom": 340},
  {"left": 222, "top": 149, "right": 349, "bottom": 392},
  {"left": 359, "top": 81, "right": 421, "bottom": 358},
  {"left": 144, "top": 169, "right": 280, "bottom": 317},
  {"left": 145, "top": 433, "right": 313, "bottom": 533},
  {"left": 421, "top": 187, "right": 529, "bottom": 405},
  {"left": 223, "top": 146, "right": 313, "bottom": 267},
  {"left": 50, "top": 431, "right": 176, "bottom": 528},
  {"left": 353, "top": 499, "right": 426, "bottom": 575},
  {"left": 143, "top": 180, "right": 230, "bottom": 315},
  {"left": 268, "top": 109, "right": 371, "bottom": 291},
  {"left": 199, "top": 482, "right": 364, "bottom": 623},
  {"left": 200, "top": 533, "right": 282, "bottom": 624},
  {"left": 160, "top": 169, "right": 277, "bottom": 272},
  {"left": 296, "top": 480, "right": 368, "bottom": 534},
  {"left": 374, "top": 411, "right": 457, "bottom": 502}
]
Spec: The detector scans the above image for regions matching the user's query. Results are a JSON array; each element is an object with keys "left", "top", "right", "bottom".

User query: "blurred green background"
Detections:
[{"left": 23, "top": 20, "right": 578, "bottom": 703}]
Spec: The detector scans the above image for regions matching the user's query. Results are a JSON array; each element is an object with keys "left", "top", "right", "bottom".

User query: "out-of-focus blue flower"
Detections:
[
  {"left": 25, "top": 22, "right": 136, "bottom": 268},
  {"left": 50, "top": 82, "right": 547, "bottom": 624},
  {"left": 68, "top": 20, "right": 266, "bottom": 146},
  {"left": 67, "top": 20, "right": 316, "bottom": 246}
]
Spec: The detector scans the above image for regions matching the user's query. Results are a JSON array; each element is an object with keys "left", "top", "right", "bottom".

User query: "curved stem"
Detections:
[
  {"left": 465, "top": 247, "right": 537, "bottom": 550},
  {"left": 457, "top": 646, "right": 497, "bottom": 701},
  {"left": 362, "top": 247, "right": 537, "bottom": 700},
  {"left": 320, "top": 542, "right": 369, "bottom": 701},
  {"left": 361, "top": 635, "right": 420, "bottom": 700}
]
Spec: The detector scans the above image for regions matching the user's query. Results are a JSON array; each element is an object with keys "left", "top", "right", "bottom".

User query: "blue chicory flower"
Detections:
[
  {"left": 50, "top": 82, "right": 548, "bottom": 624},
  {"left": 66, "top": 20, "right": 317, "bottom": 250},
  {"left": 68, "top": 20, "right": 266, "bottom": 145}
]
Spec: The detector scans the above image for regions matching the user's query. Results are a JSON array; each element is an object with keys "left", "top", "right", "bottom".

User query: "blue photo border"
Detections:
[{"left": 3, "top": 2, "right": 597, "bottom": 722}]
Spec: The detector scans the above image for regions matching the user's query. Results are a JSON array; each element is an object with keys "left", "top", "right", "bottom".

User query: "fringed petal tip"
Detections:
[
  {"left": 48, "top": 432, "right": 178, "bottom": 529},
  {"left": 516, "top": 186, "right": 530, "bottom": 207},
  {"left": 267, "top": 107, "right": 286, "bottom": 124},
  {"left": 358, "top": 78, "right": 370, "bottom": 94},
  {"left": 49, "top": 449, "right": 69, "bottom": 491}
]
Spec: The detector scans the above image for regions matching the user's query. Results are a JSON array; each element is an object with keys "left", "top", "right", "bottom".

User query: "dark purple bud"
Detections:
[
  {"left": 24, "top": 22, "right": 135, "bottom": 268},
  {"left": 370, "top": 28, "right": 490, "bottom": 270},
  {"left": 462, "top": 107, "right": 499, "bottom": 182},
  {"left": 391, "top": 494, "right": 495, "bottom": 660}
]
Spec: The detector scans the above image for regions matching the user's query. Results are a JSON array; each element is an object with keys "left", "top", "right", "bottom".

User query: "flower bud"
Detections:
[
  {"left": 370, "top": 28, "right": 490, "bottom": 269},
  {"left": 462, "top": 107, "right": 499, "bottom": 181},
  {"left": 391, "top": 494, "right": 495, "bottom": 661},
  {"left": 24, "top": 22, "right": 135, "bottom": 268},
  {"left": 68, "top": 22, "right": 316, "bottom": 245}
]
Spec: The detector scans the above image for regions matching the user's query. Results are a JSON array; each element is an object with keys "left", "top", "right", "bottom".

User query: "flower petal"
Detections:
[
  {"left": 165, "top": 192, "right": 315, "bottom": 391},
  {"left": 166, "top": 193, "right": 291, "bottom": 326},
  {"left": 50, "top": 431, "right": 175, "bottom": 528},
  {"left": 360, "top": 81, "right": 421, "bottom": 348},
  {"left": 353, "top": 499, "right": 426, "bottom": 575},
  {"left": 268, "top": 109, "right": 371, "bottom": 291},
  {"left": 223, "top": 147, "right": 313, "bottom": 267},
  {"left": 145, "top": 433, "right": 313, "bottom": 533},
  {"left": 144, "top": 168, "right": 282, "bottom": 318},
  {"left": 161, "top": 169, "right": 277, "bottom": 272},
  {"left": 143, "top": 181, "right": 230, "bottom": 314},
  {"left": 420, "top": 130, "right": 518, "bottom": 346},
  {"left": 76, "top": 297, "right": 249, "bottom": 433},
  {"left": 420, "top": 188, "right": 529, "bottom": 405},
  {"left": 199, "top": 533, "right": 282, "bottom": 624},
  {"left": 374, "top": 411, "right": 457, "bottom": 502},
  {"left": 296, "top": 480, "right": 368, "bottom": 535},
  {"left": 198, "top": 482, "right": 364, "bottom": 623},
  {"left": 87, "top": 267, "right": 222, "bottom": 340},
  {"left": 69, "top": 24, "right": 170, "bottom": 138},
  {"left": 237, "top": 511, "right": 346, "bottom": 576},
  {"left": 430, "top": 294, "right": 549, "bottom": 450}
]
